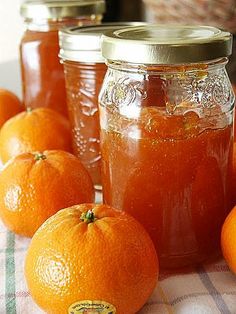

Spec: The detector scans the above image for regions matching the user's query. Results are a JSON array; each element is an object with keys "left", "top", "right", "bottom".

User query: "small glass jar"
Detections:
[
  {"left": 59, "top": 23, "right": 143, "bottom": 188},
  {"left": 20, "top": 0, "right": 105, "bottom": 116},
  {"left": 99, "top": 25, "right": 235, "bottom": 268}
]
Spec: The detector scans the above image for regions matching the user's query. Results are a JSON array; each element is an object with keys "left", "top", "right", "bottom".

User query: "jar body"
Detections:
[
  {"left": 99, "top": 60, "right": 234, "bottom": 268},
  {"left": 20, "top": 16, "right": 102, "bottom": 116},
  {"left": 63, "top": 60, "right": 107, "bottom": 186}
]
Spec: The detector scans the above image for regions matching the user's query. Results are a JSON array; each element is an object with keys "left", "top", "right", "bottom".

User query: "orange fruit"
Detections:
[
  {"left": 0, "top": 88, "right": 23, "bottom": 127},
  {"left": 221, "top": 205, "right": 236, "bottom": 273},
  {"left": 0, "top": 150, "right": 94, "bottom": 237},
  {"left": 0, "top": 107, "right": 72, "bottom": 164},
  {"left": 25, "top": 203, "right": 158, "bottom": 314}
]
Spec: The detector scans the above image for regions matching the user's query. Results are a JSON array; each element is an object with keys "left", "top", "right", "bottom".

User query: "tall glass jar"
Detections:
[
  {"left": 99, "top": 25, "right": 235, "bottom": 268},
  {"left": 59, "top": 23, "right": 143, "bottom": 188},
  {"left": 20, "top": 0, "right": 105, "bottom": 116}
]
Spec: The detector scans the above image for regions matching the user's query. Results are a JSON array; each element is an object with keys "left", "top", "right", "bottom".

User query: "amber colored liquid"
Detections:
[
  {"left": 20, "top": 18, "right": 101, "bottom": 116},
  {"left": 20, "top": 29, "right": 68, "bottom": 116},
  {"left": 101, "top": 108, "right": 233, "bottom": 268},
  {"left": 64, "top": 61, "right": 107, "bottom": 186}
]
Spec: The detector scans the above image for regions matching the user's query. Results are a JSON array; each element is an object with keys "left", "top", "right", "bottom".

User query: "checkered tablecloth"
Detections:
[{"left": 1, "top": 218, "right": 236, "bottom": 313}]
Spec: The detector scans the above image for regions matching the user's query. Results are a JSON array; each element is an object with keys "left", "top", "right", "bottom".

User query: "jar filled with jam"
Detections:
[
  {"left": 99, "top": 25, "right": 235, "bottom": 268},
  {"left": 20, "top": 0, "right": 105, "bottom": 116},
  {"left": 59, "top": 23, "right": 143, "bottom": 188}
]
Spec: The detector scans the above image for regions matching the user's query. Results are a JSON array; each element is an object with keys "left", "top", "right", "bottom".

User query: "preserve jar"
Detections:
[
  {"left": 99, "top": 25, "right": 235, "bottom": 268},
  {"left": 20, "top": 0, "right": 105, "bottom": 116},
  {"left": 59, "top": 23, "right": 143, "bottom": 188},
  {"left": 142, "top": 0, "right": 236, "bottom": 140}
]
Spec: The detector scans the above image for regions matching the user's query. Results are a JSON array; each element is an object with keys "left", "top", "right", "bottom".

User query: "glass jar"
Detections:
[
  {"left": 142, "top": 0, "right": 236, "bottom": 141},
  {"left": 59, "top": 23, "right": 143, "bottom": 188},
  {"left": 99, "top": 25, "right": 235, "bottom": 268},
  {"left": 20, "top": 0, "right": 105, "bottom": 117}
]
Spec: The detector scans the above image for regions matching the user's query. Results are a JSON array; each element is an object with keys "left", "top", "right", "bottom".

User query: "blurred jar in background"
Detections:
[
  {"left": 59, "top": 23, "right": 143, "bottom": 188},
  {"left": 20, "top": 0, "right": 105, "bottom": 116}
]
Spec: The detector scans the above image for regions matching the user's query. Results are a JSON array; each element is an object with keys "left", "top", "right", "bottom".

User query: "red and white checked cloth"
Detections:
[{"left": 1, "top": 200, "right": 236, "bottom": 313}]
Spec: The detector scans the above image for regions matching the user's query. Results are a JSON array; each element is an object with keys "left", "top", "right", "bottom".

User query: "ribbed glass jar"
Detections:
[{"left": 59, "top": 23, "right": 142, "bottom": 187}]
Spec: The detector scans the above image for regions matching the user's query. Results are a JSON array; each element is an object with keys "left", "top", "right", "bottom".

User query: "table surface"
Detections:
[{"left": 1, "top": 217, "right": 236, "bottom": 314}]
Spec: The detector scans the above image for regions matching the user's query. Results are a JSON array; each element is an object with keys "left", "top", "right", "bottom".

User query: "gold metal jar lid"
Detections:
[
  {"left": 101, "top": 24, "right": 233, "bottom": 64},
  {"left": 20, "top": 0, "right": 106, "bottom": 20},
  {"left": 59, "top": 22, "right": 145, "bottom": 63}
]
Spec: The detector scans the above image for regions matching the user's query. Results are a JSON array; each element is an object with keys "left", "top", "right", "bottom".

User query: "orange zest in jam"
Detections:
[{"left": 101, "top": 105, "right": 233, "bottom": 268}]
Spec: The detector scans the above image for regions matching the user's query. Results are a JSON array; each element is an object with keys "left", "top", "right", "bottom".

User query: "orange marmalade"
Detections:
[
  {"left": 99, "top": 25, "right": 235, "bottom": 268},
  {"left": 101, "top": 108, "right": 233, "bottom": 268},
  {"left": 63, "top": 61, "right": 107, "bottom": 186},
  {"left": 20, "top": 0, "right": 105, "bottom": 116},
  {"left": 59, "top": 23, "right": 143, "bottom": 187}
]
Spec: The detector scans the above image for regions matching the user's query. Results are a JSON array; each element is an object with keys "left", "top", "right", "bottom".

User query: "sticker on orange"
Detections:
[{"left": 68, "top": 300, "right": 116, "bottom": 314}]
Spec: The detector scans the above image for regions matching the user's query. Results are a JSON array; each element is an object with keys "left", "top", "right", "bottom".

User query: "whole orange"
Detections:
[
  {"left": 0, "top": 88, "right": 23, "bottom": 127},
  {"left": 0, "top": 150, "right": 94, "bottom": 237},
  {"left": 221, "top": 205, "right": 236, "bottom": 273},
  {"left": 0, "top": 107, "right": 72, "bottom": 164},
  {"left": 25, "top": 203, "right": 158, "bottom": 314}
]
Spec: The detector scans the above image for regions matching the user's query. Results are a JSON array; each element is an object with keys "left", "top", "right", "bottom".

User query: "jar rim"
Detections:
[
  {"left": 59, "top": 22, "right": 145, "bottom": 63},
  {"left": 20, "top": 0, "right": 106, "bottom": 20},
  {"left": 101, "top": 24, "right": 233, "bottom": 65}
]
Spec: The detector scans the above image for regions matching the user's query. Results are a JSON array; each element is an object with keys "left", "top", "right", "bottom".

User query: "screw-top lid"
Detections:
[
  {"left": 20, "top": 0, "right": 106, "bottom": 20},
  {"left": 101, "top": 24, "right": 233, "bottom": 64},
  {"left": 59, "top": 22, "right": 145, "bottom": 63}
]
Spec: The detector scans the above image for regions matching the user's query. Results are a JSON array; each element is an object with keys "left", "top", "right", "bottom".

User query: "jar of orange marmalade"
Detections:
[
  {"left": 59, "top": 23, "right": 143, "bottom": 188},
  {"left": 20, "top": 0, "right": 105, "bottom": 116},
  {"left": 99, "top": 25, "right": 235, "bottom": 268}
]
